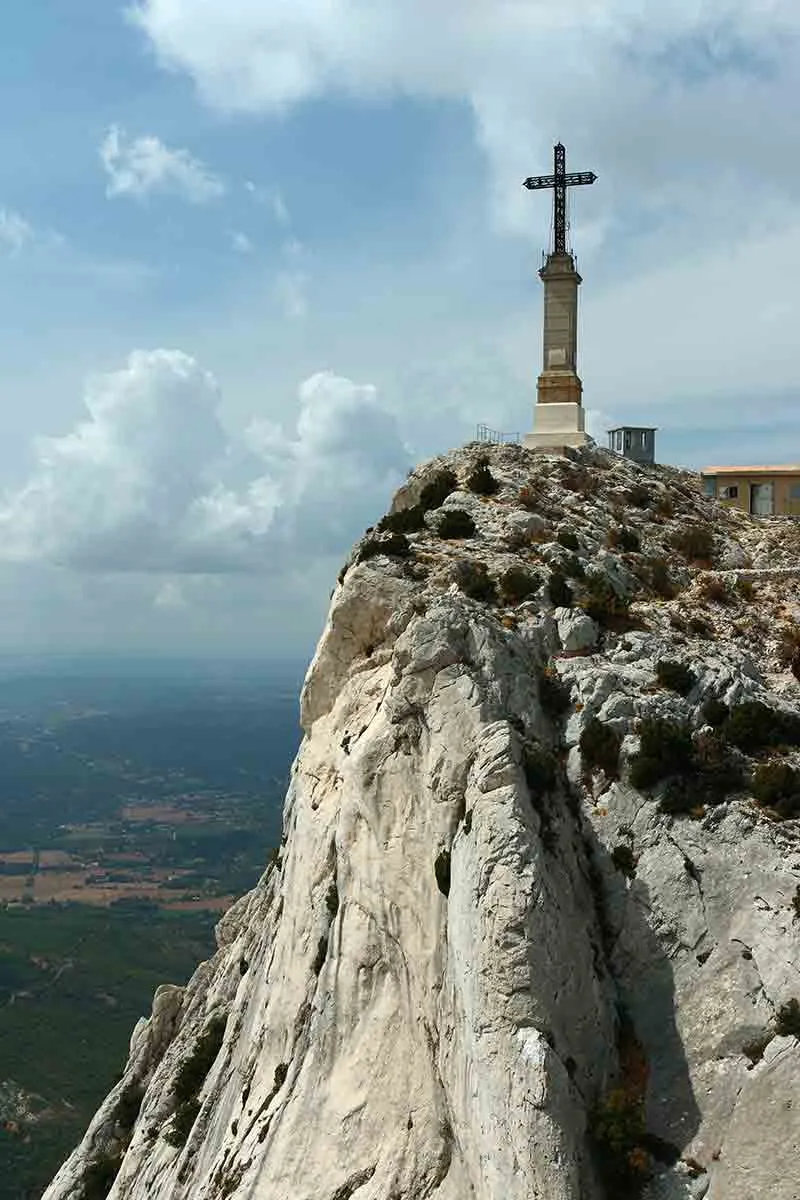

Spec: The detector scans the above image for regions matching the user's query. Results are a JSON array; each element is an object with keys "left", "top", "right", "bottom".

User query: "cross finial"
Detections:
[{"left": 523, "top": 143, "right": 597, "bottom": 254}]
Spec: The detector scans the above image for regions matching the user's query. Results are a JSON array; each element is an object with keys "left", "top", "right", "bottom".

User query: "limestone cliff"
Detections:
[{"left": 44, "top": 443, "right": 800, "bottom": 1200}]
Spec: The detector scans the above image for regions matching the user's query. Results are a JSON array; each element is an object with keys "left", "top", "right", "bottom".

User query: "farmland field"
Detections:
[{"left": 0, "top": 656, "right": 303, "bottom": 1199}]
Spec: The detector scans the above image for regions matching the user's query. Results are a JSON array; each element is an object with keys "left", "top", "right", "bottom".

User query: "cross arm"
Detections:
[{"left": 523, "top": 170, "right": 597, "bottom": 190}]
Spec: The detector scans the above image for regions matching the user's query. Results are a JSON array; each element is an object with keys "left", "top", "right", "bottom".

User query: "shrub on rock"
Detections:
[
  {"left": 655, "top": 660, "right": 696, "bottom": 696},
  {"left": 358, "top": 532, "right": 412, "bottom": 563},
  {"left": 775, "top": 999, "right": 800, "bottom": 1038},
  {"left": 777, "top": 621, "right": 800, "bottom": 682},
  {"left": 419, "top": 468, "right": 458, "bottom": 511},
  {"left": 548, "top": 571, "right": 573, "bottom": 608},
  {"left": 165, "top": 1014, "right": 227, "bottom": 1148},
  {"left": 625, "top": 484, "right": 652, "bottom": 509},
  {"left": 670, "top": 524, "right": 714, "bottom": 564},
  {"left": 377, "top": 506, "right": 426, "bottom": 534},
  {"left": 726, "top": 701, "right": 800, "bottom": 754},
  {"left": 697, "top": 575, "right": 732, "bottom": 605},
  {"left": 629, "top": 718, "right": 693, "bottom": 790},
  {"left": 437, "top": 509, "right": 476, "bottom": 539},
  {"left": 611, "top": 844, "right": 637, "bottom": 878},
  {"left": 557, "top": 528, "right": 580, "bottom": 551},
  {"left": 518, "top": 483, "right": 541, "bottom": 511},
  {"left": 434, "top": 850, "right": 451, "bottom": 897},
  {"left": 751, "top": 760, "right": 800, "bottom": 819},
  {"left": 538, "top": 668, "right": 571, "bottom": 718},
  {"left": 646, "top": 557, "right": 675, "bottom": 599},
  {"left": 466, "top": 457, "right": 499, "bottom": 496},
  {"left": 576, "top": 575, "right": 630, "bottom": 627},
  {"left": 692, "top": 731, "right": 744, "bottom": 804},
  {"left": 522, "top": 743, "right": 557, "bottom": 795},
  {"left": 580, "top": 718, "right": 621, "bottom": 778},
  {"left": 589, "top": 1088, "right": 650, "bottom": 1196},
  {"left": 499, "top": 565, "right": 540, "bottom": 605},
  {"left": 451, "top": 559, "right": 496, "bottom": 602},
  {"left": 701, "top": 697, "right": 729, "bottom": 728},
  {"left": 82, "top": 1154, "right": 124, "bottom": 1200},
  {"left": 607, "top": 526, "right": 641, "bottom": 553}
]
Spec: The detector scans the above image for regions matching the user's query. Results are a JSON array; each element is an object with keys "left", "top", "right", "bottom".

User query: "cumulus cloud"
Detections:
[
  {"left": 0, "top": 350, "right": 408, "bottom": 575},
  {"left": 128, "top": 0, "right": 800, "bottom": 245},
  {"left": 276, "top": 267, "right": 309, "bottom": 319},
  {"left": 230, "top": 230, "right": 254, "bottom": 254},
  {"left": 100, "top": 125, "right": 225, "bottom": 203},
  {"left": 243, "top": 181, "right": 309, "bottom": 315},
  {"left": 0, "top": 208, "right": 34, "bottom": 254}
]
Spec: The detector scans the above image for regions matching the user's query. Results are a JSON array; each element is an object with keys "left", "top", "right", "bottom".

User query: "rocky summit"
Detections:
[{"left": 44, "top": 442, "right": 800, "bottom": 1200}]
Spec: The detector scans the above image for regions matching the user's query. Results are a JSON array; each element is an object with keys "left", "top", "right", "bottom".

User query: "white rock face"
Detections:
[
  {"left": 556, "top": 606, "right": 599, "bottom": 654},
  {"left": 43, "top": 444, "right": 800, "bottom": 1200}
]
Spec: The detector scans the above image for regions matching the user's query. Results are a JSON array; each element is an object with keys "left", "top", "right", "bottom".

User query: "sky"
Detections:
[{"left": 1, "top": 0, "right": 800, "bottom": 661}]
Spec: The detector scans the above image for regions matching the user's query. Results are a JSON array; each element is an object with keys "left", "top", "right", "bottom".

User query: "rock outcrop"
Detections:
[{"left": 44, "top": 443, "right": 800, "bottom": 1200}]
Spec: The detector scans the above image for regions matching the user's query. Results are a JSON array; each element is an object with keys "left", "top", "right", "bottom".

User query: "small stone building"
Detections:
[
  {"left": 608, "top": 426, "right": 657, "bottom": 465},
  {"left": 700, "top": 465, "right": 800, "bottom": 516}
]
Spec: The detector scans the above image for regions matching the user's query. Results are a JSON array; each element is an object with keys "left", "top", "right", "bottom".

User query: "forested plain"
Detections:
[{"left": 0, "top": 659, "right": 302, "bottom": 1199}]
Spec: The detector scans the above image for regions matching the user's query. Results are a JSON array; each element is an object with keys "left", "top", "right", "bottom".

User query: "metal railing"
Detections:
[{"left": 476, "top": 424, "right": 521, "bottom": 445}]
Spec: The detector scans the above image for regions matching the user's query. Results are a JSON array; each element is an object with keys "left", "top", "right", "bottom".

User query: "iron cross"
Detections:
[{"left": 523, "top": 143, "right": 597, "bottom": 255}]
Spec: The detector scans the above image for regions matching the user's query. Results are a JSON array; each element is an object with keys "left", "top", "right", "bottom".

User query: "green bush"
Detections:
[
  {"left": 629, "top": 718, "right": 693, "bottom": 790},
  {"left": 419, "top": 468, "right": 458, "bottom": 511},
  {"left": 165, "top": 1098, "right": 201, "bottom": 1149},
  {"left": 701, "top": 697, "right": 729, "bottom": 728},
  {"left": 697, "top": 575, "right": 731, "bottom": 605},
  {"left": 589, "top": 1089, "right": 650, "bottom": 1197},
  {"left": 580, "top": 719, "right": 621, "bottom": 778},
  {"left": 658, "top": 778, "right": 698, "bottom": 815},
  {"left": 670, "top": 524, "right": 714, "bottom": 563},
  {"left": 557, "top": 528, "right": 580, "bottom": 551},
  {"left": 434, "top": 850, "right": 451, "bottom": 897},
  {"left": 625, "top": 484, "right": 652, "bottom": 509},
  {"left": 466, "top": 457, "right": 499, "bottom": 496},
  {"left": 777, "top": 622, "right": 800, "bottom": 682},
  {"left": 522, "top": 744, "right": 557, "bottom": 796},
  {"left": 775, "top": 998, "right": 800, "bottom": 1038},
  {"left": 538, "top": 668, "right": 571, "bottom": 718},
  {"left": 692, "top": 731, "right": 744, "bottom": 804},
  {"left": 518, "top": 483, "right": 541, "bottom": 511},
  {"left": 498, "top": 565, "right": 540, "bottom": 604},
  {"left": 451, "top": 559, "right": 496, "bottom": 602},
  {"left": 377, "top": 505, "right": 426, "bottom": 534},
  {"left": 655, "top": 660, "right": 696, "bottom": 696},
  {"left": 561, "top": 465, "right": 597, "bottom": 496},
  {"left": 548, "top": 571, "right": 573, "bottom": 608},
  {"left": 577, "top": 575, "right": 630, "bottom": 626},
  {"left": 166, "top": 1014, "right": 227, "bottom": 1148},
  {"left": 358, "top": 532, "right": 411, "bottom": 562},
  {"left": 660, "top": 732, "right": 743, "bottom": 813},
  {"left": 736, "top": 578, "right": 756, "bottom": 601},
  {"left": 80, "top": 1154, "right": 123, "bottom": 1200},
  {"left": 726, "top": 701, "right": 800, "bottom": 754},
  {"left": 564, "top": 554, "right": 586, "bottom": 580},
  {"left": 608, "top": 526, "right": 641, "bottom": 553},
  {"left": 751, "top": 760, "right": 800, "bottom": 818},
  {"left": 437, "top": 509, "right": 476, "bottom": 539},
  {"left": 114, "top": 1082, "right": 144, "bottom": 1130},
  {"left": 612, "top": 844, "right": 637, "bottom": 878},
  {"left": 646, "top": 557, "right": 675, "bottom": 599},
  {"left": 742, "top": 1032, "right": 771, "bottom": 1065}
]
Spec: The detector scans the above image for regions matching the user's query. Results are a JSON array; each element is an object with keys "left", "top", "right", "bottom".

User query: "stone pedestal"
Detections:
[
  {"left": 523, "top": 401, "right": 588, "bottom": 450},
  {"left": 525, "top": 250, "right": 588, "bottom": 450}
]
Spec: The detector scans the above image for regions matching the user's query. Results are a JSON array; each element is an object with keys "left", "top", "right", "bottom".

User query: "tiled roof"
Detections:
[{"left": 701, "top": 465, "right": 800, "bottom": 476}]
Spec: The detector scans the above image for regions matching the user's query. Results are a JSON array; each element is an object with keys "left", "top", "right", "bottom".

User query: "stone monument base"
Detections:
[{"left": 523, "top": 401, "right": 589, "bottom": 450}]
